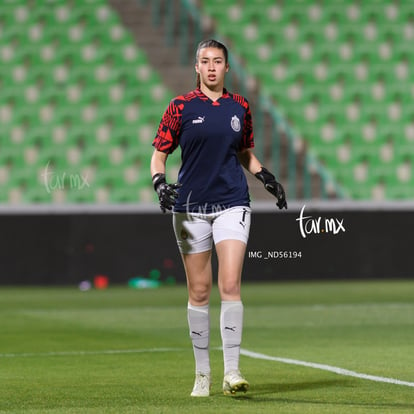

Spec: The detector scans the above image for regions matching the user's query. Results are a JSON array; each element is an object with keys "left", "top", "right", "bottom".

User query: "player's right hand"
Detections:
[{"left": 152, "top": 173, "right": 181, "bottom": 213}]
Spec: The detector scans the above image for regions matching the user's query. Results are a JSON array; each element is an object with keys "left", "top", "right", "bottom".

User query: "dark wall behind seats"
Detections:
[{"left": 0, "top": 209, "right": 412, "bottom": 285}]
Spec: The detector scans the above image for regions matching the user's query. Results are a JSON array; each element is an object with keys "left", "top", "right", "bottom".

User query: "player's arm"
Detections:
[
  {"left": 150, "top": 148, "right": 168, "bottom": 177},
  {"left": 238, "top": 148, "right": 287, "bottom": 210},
  {"left": 238, "top": 148, "right": 262, "bottom": 175},
  {"left": 150, "top": 149, "right": 181, "bottom": 213}
]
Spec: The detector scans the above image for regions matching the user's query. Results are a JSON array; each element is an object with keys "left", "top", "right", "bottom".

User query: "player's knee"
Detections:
[
  {"left": 219, "top": 280, "right": 241, "bottom": 299},
  {"left": 189, "top": 284, "right": 211, "bottom": 305}
]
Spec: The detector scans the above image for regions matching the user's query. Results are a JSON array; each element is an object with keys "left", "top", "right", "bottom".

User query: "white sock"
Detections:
[
  {"left": 220, "top": 300, "right": 244, "bottom": 375},
  {"left": 187, "top": 303, "right": 210, "bottom": 375}
]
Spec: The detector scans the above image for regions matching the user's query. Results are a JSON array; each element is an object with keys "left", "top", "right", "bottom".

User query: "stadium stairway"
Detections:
[{"left": 108, "top": 0, "right": 196, "bottom": 96}]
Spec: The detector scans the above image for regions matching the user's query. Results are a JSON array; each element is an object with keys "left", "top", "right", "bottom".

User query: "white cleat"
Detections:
[
  {"left": 190, "top": 373, "right": 211, "bottom": 397},
  {"left": 222, "top": 370, "right": 249, "bottom": 395}
]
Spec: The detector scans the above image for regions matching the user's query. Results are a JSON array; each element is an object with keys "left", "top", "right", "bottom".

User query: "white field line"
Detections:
[
  {"left": 1, "top": 347, "right": 413, "bottom": 388},
  {"left": 0, "top": 347, "right": 187, "bottom": 358},
  {"left": 241, "top": 348, "right": 414, "bottom": 388}
]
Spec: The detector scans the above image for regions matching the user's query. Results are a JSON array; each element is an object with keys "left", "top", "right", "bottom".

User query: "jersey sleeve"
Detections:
[
  {"left": 240, "top": 102, "right": 255, "bottom": 150},
  {"left": 152, "top": 99, "right": 183, "bottom": 154}
]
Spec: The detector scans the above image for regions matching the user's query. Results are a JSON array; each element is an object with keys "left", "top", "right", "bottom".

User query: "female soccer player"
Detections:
[{"left": 150, "top": 39, "right": 287, "bottom": 397}]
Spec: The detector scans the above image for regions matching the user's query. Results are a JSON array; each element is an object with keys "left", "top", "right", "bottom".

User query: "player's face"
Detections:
[{"left": 195, "top": 47, "right": 229, "bottom": 92}]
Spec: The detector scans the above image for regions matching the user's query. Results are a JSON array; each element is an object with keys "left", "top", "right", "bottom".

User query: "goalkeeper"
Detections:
[{"left": 150, "top": 39, "right": 287, "bottom": 398}]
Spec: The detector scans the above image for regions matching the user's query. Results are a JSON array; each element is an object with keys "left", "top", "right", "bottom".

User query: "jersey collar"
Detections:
[{"left": 195, "top": 88, "right": 230, "bottom": 105}]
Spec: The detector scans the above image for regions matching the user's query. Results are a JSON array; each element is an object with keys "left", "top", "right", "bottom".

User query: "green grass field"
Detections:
[{"left": 1, "top": 281, "right": 414, "bottom": 413}]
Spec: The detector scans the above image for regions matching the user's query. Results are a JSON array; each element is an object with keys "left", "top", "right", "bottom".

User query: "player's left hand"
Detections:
[{"left": 255, "top": 167, "right": 287, "bottom": 210}]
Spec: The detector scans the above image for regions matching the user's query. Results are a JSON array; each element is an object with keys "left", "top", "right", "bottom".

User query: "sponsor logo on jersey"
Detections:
[
  {"left": 231, "top": 115, "right": 241, "bottom": 132},
  {"left": 192, "top": 116, "right": 205, "bottom": 124}
]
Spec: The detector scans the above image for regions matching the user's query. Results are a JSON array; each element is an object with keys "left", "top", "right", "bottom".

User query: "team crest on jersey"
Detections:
[{"left": 231, "top": 115, "right": 241, "bottom": 132}]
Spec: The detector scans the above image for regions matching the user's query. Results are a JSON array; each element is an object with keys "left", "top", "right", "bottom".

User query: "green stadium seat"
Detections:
[
  {"left": 202, "top": 0, "right": 414, "bottom": 199},
  {"left": 2, "top": 0, "right": 413, "bottom": 202},
  {"left": 0, "top": 0, "right": 182, "bottom": 203}
]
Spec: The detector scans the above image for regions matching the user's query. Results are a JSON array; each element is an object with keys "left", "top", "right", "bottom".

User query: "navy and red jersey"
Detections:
[{"left": 152, "top": 88, "right": 254, "bottom": 213}]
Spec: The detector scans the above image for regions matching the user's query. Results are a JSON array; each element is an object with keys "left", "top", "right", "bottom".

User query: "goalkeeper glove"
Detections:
[
  {"left": 255, "top": 167, "right": 287, "bottom": 210},
  {"left": 152, "top": 173, "right": 181, "bottom": 213}
]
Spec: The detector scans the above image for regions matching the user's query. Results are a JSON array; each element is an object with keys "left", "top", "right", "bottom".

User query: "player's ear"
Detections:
[
  {"left": 195, "top": 63, "right": 200, "bottom": 74},
  {"left": 225, "top": 63, "right": 230, "bottom": 73}
]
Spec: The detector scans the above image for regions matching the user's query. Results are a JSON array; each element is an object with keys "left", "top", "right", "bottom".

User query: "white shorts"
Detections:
[{"left": 172, "top": 206, "right": 251, "bottom": 254}]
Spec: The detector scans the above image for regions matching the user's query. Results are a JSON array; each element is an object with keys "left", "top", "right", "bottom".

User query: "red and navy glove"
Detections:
[
  {"left": 255, "top": 167, "right": 287, "bottom": 210},
  {"left": 152, "top": 173, "right": 181, "bottom": 213}
]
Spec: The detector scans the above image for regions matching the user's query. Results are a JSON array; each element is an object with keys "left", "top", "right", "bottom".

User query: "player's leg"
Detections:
[
  {"left": 213, "top": 207, "right": 251, "bottom": 395},
  {"left": 182, "top": 250, "right": 212, "bottom": 396},
  {"left": 173, "top": 213, "right": 213, "bottom": 396},
  {"left": 215, "top": 239, "right": 246, "bottom": 301},
  {"left": 216, "top": 239, "right": 249, "bottom": 394},
  {"left": 182, "top": 250, "right": 213, "bottom": 306}
]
